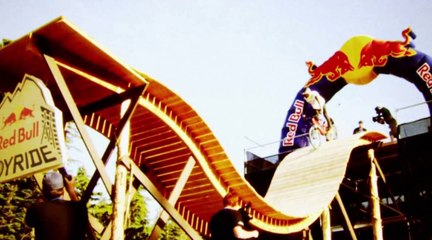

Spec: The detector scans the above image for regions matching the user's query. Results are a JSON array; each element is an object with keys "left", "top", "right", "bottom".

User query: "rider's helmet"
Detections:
[{"left": 302, "top": 87, "right": 313, "bottom": 102}]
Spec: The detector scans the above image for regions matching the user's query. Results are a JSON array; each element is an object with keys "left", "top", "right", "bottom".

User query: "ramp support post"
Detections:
[
  {"left": 369, "top": 149, "right": 383, "bottom": 240},
  {"left": 322, "top": 207, "right": 331, "bottom": 240},
  {"left": 111, "top": 100, "right": 131, "bottom": 240},
  {"left": 335, "top": 193, "right": 357, "bottom": 240},
  {"left": 149, "top": 156, "right": 196, "bottom": 240}
]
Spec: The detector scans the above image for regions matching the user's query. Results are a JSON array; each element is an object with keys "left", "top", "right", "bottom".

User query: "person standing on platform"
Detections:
[
  {"left": 353, "top": 120, "right": 367, "bottom": 134},
  {"left": 373, "top": 106, "right": 398, "bottom": 141},
  {"left": 209, "top": 192, "right": 259, "bottom": 240},
  {"left": 25, "top": 171, "right": 89, "bottom": 240}
]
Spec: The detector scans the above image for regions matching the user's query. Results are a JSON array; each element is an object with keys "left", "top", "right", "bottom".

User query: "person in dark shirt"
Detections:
[
  {"left": 25, "top": 171, "right": 89, "bottom": 240},
  {"left": 353, "top": 120, "right": 367, "bottom": 134},
  {"left": 374, "top": 106, "right": 398, "bottom": 141},
  {"left": 209, "top": 192, "right": 259, "bottom": 240}
]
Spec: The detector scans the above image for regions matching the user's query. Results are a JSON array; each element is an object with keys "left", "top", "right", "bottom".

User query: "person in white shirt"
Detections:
[{"left": 302, "top": 87, "right": 334, "bottom": 137}]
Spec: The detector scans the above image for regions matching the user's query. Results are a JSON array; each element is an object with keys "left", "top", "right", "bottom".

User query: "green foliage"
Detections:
[
  {"left": 160, "top": 219, "right": 190, "bottom": 240},
  {"left": 0, "top": 177, "right": 41, "bottom": 240},
  {"left": 124, "top": 186, "right": 150, "bottom": 239},
  {"left": 74, "top": 167, "right": 152, "bottom": 239},
  {"left": 0, "top": 38, "right": 12, "bottom": 48},
  {"left": 74, "top": 167, "right": 113, "bottom": 230}
]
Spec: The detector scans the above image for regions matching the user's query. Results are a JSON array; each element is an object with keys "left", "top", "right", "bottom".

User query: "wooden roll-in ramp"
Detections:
[{"left": 0, "top": 17, "right": 387, "bottom": 238}]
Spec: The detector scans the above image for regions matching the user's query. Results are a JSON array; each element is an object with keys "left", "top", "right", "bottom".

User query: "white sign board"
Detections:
[{"left": 0, "top": 75, "right": 66, "bottom": 182}]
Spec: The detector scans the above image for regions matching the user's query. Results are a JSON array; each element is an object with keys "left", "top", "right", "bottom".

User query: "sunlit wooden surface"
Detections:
[{"left": 0, "top": 16, "right": 387, "bottom": 236}]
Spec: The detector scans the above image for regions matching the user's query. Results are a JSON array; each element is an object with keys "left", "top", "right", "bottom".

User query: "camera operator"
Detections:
[
  {"left": 373, "top": 106, "right": 398, "bottom": 141},
  {"left": 209, "top": 193, "right": 259, "bottom": 240}
]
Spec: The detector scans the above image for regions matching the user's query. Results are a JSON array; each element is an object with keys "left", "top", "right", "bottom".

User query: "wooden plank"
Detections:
[{"left": 265, "top": 132, "right": 386, "bottom": 219}]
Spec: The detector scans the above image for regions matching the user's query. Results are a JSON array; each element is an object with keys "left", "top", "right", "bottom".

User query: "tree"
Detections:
[
  {"left": 160, "top": 219, "right": 190, "bottom": 240},
  {"left": 0, "top": 177, "right": 40, "bottom": 240},
  {"left": 0, "top": 38, "right": 12, "bottom": 48},
  {"left": 124, "top": 186, "right": 150, "bottom": 239},
  {"left": 74, "top": 167, "right": 113, "bottom": 229}
]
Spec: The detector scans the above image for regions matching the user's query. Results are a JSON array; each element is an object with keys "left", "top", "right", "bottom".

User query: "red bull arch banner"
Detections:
[
  {"left": 0, "top": 75, "right": 66, "bottom": 183},
  {"left": 279, "top": 27, "right": 432, "bottom": 155}
]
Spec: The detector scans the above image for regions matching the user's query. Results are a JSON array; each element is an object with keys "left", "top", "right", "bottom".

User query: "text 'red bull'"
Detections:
[
  {"left": 416, "top": 62, "right": 432, "bottom": 94},
  {"left": 282, "top": 100, "right": 304, "bottom": 146},
  {"left": 0, "top": 122, "right": 39, "bottom": 150}
]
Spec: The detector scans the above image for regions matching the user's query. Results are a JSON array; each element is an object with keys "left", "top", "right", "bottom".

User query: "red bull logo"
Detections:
[
  {"left": 304, "top": 27, "right": 417, "bottom": 87},
  {"left": 0, "top": 75, "right": 65, "bottom": 183},
  {"left": 2, "top": 113, "right": 16, "bottom": 129},
  {"left": 305, "top": 51, "right": 354, "bottom": 87},
  {"left": 2, "top": 106, "right": 35, "bottom": 129},
  {"left": 358, "top": 27, "right": 416, "bottom": 68},
  {"left": 282, "top": 100, "right": 304, "bottom": 146},
  {"left": 416, "top": 62, "right": 432, "bottom": 94},
  {"left": 19, "top": 107, "right": 34, "bottom": 120}
]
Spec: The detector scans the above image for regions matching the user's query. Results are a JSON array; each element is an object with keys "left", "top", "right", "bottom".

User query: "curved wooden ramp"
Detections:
[
  {"left": 262, "top": 132, "right": 386, "bottom": 232},
  {"left": 0, "top": 17, "right": 387, "bottom": 238}
]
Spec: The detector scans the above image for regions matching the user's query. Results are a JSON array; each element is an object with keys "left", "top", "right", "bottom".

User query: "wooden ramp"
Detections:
[
  {"left": 259, "top": 132, "right": 386, "bottom": 232},
  {"left": 0, "top": 17, "right": 388, "bottom": 237}
]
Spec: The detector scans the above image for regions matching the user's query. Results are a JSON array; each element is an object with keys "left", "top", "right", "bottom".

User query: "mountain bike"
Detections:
[{"left": 307, "top": 115, "right": 337, "bottom": 149}]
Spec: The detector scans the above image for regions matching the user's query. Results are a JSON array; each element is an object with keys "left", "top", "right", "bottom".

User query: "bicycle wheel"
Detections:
[
  {"left": 308, "top": 126, "right": 322, "bottom": 149},
  {"left": 326, "top": 126, "right": 338, "bottom": 141}
]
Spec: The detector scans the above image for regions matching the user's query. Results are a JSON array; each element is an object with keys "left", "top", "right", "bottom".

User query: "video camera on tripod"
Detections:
[
  {"left": 372, "top": 114, "right": 385, "bottom": 124},
  {"left": 239, "top": 202, "right": 253, "bottom": 228}
]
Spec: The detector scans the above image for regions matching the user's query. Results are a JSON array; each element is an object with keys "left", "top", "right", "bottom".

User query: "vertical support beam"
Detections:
[
  {"left": 44, "top": 55, "right": 113, "bottom": 195},
  {"left": 322, "top": 207, "right": 332, "bottom": 240},
  {"left": 111, "top": 100, "right": 131, "bottom": 240},
  {"left": 121, "top": 157, "right": 203, "bottom": 240},
  {"left": 81, "top": 84, "right": 145, "bottom": 203},
  {"left": 369, "top": 149, "right": 383, "bottom": 240},
  {"left": 149, "top": 156, "right": 196, "bottom": 240},
  {"left": 335, "top": 193, "right": 358, "bottom": 240}
]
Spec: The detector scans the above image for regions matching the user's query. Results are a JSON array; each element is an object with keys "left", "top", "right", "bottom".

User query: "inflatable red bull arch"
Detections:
[{"left": 279, "top": 27, "right": 432, "bottom": 154}]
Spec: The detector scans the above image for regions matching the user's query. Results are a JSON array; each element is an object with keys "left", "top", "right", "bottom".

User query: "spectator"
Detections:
[
  {"left": 353, "top": 120, "right": 367, "bottom": 134},
  {"left": 25, "top": 171, "right": 89, "bottom": 240}
]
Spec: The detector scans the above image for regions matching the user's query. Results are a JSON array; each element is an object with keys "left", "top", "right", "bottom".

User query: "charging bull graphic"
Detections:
[
  {"left": 358, "top": 28, "right": 416, "bottom": 68},
  {"left": 2, "top": 107, "right": 35, "bottom": 129},
  {"left": 279, "top": 27, "right": 432, "bottom": 156},
  {"left": 2, "top": 113, "right": 17, "bottom": 129},
  {"left": 19, "top": 107, "right": 34, "bottom": 120},
  {"left": 306, "top": 51, "right": 354, "bottom": 86}
]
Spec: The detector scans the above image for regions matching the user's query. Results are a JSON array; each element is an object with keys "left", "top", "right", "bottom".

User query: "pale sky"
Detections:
[{"left": 1, "top": 1, "right": 431, "bottom": 173}]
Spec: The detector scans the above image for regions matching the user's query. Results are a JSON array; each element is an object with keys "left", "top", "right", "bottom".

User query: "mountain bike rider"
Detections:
[{"left": 302, "top": 87, "right": 333, "bottom": 139}]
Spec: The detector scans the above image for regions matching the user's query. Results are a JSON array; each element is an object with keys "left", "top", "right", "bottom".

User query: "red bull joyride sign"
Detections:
[{"left": 0, "top": 75, "right": 66, "bottom": 183}]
